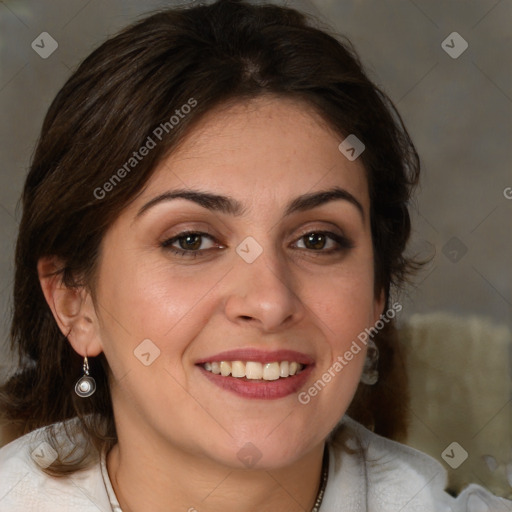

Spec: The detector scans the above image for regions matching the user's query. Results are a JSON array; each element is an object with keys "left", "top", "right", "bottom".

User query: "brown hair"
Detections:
[{"left": 1, "top": 0, "right": 418, "bottom": 472}]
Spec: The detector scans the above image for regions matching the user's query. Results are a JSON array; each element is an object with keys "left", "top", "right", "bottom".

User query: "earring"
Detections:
[
  {"left": 360, "top": 338, "right": 379, "bottom": 385},
  {"left": 75, "top": 356, "right": 97, "bottom": 397}
]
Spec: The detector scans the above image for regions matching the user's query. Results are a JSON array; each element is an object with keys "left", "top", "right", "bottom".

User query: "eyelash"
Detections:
[{"left": 160, "top": 230, "right": 354, "bottom": 259}]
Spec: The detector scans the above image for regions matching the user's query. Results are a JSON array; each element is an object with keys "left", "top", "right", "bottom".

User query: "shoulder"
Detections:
[
  {"left": 0, "top": 421, "right": 111, "bottom": 512},
  {"left": 322, "top": 416, "right": 512, "bottom": 512}
]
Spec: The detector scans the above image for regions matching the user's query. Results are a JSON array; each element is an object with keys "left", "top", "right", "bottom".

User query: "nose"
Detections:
[{"left": 223, "top": 248, "right": 305, "bottom": 332}]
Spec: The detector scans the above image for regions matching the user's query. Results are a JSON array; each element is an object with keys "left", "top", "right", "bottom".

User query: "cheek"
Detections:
[
  {"left": 95, "top": 255, "right": 223, "bottom": 363},
  {"left": 306, "top": 262, "right": 377, "bottom": 347}
]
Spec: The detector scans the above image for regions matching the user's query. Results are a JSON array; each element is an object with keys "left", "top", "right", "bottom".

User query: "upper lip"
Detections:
[{"left": 196, "top": 349, "right": 315, "bottom": 366}]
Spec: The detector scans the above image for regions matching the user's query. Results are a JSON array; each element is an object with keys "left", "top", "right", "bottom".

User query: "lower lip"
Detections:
[{"left": 198, "top": 365, "right": 314, "bottom": 400}]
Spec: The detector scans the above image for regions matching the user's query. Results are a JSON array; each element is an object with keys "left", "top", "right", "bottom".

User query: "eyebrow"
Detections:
[{"left": 135, "top": 186, "right": 365, "bottom": 222}]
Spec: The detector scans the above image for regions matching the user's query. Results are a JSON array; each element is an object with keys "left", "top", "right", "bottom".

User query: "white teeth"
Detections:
[
  {"left": 220, "top": 361, "right": 231, "bottom": 377},
  {"left": 231, "top": 361, "right": 245, "bottom": 378},
  {"left": 246, "top": 361, "right": 263, "bottom": 379},
  {"left": 202, "top": 360, "right": 305, "bottom": 380},
  {"left": 263, "top": 362, "right": 280, "bottom": 381}
]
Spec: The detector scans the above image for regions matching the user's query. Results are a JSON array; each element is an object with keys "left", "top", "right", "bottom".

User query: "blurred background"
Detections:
[{"left": 0, "top": 0, "right": 510, "bottom": 499}]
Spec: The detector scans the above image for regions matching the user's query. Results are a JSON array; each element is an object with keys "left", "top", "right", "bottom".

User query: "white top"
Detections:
[{"left": 0, "top": 416, "right": 510, "bottom": 511}]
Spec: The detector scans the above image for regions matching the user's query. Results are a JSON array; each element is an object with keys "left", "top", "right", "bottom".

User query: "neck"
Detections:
[{"left": 107, "top": 429, "right": 325, "bottom": 512}]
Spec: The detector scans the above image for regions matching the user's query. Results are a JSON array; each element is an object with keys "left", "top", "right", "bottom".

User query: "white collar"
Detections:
[
  {"left": 1, "top": 416, "right": 509, "bottom": 511},
  {"left": 95, "top": 415, "right": 450, "bottom": 512}
]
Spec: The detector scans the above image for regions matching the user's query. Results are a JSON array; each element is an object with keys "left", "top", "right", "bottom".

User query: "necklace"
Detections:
[
  {"left": 311, "top": 444, "right": 329, "bottom": 512},
  {"left": 103, "top": 444, "right": 329, "bottom": 512}
]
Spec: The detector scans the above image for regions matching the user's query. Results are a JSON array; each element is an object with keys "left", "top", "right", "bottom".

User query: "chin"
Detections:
[{"left": 208, "top": 427, "right": 319, "bottom": 471}]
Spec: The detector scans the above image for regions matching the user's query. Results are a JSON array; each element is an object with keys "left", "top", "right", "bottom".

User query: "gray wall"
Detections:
[{"left": 311, "top": 0, "right": 512, "bottom": 324}]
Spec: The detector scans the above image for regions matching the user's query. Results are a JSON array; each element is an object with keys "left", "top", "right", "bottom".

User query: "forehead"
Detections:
[{"left": 134, "top": 95, "right": 369, "bottom": 214}]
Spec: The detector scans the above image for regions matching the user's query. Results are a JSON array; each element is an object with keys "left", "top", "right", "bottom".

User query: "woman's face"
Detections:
[{"left": 93, "top": 95, "right": 384, "bottom": 469}]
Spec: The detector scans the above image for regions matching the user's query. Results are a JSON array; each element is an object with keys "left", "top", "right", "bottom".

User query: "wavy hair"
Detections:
[{"left": 1, "top": 0, "right": 420, "bottom": 474}]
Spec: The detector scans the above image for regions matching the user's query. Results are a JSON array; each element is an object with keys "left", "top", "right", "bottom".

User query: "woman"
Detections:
[{"left": 0, "top": 1, "right": 509, "bottom": 510}]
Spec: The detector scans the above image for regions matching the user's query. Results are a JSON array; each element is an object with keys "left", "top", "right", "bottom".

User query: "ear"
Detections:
[{"left": 37, "top": 256, "right": 103, "bottom": 357}]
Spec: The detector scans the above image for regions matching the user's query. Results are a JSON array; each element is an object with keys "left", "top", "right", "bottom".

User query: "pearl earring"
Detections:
[{"left": 75, "top": 356, "right": 97, "bottom": 397}]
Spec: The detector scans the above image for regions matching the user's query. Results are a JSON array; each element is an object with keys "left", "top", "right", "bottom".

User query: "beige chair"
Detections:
[{"left": 400, "top": 312, "right": 512, "bottom": 499}]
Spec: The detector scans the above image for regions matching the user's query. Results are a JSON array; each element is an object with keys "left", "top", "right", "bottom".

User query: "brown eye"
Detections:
[
  {"left": 161, "top": 231, "right": 220, "bottom": 257},
  {"left": 178, "top": 234, "right": 202, "bottom": 251},
  {"left": 303, "top": 232, "right": 327, "bottom": 250},
  {"left": 294, "top": 231, "right": 354, "bottom": 253}
]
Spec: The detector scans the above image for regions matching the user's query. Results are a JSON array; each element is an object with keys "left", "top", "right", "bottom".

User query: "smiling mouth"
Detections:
[{"left": 202, "top": 361, "right": 306, "bottom": 381}]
